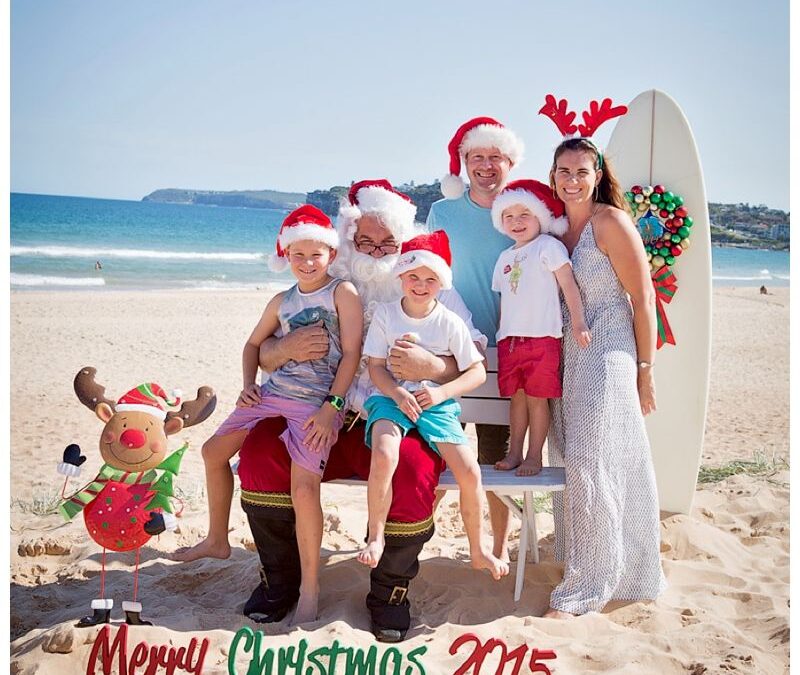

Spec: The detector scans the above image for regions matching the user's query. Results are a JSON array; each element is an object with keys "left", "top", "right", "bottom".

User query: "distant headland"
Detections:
[{"left": 142, "top": 185, "right": 790, "bottom": 251}]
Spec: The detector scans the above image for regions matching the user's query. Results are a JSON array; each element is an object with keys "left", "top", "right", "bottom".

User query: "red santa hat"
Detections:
[
  {"left": 115, "top": 383, "right": 182, "bottom": 421},
  {"left": 394, "top": 230, "right": 453, "bottom": 289},
  {"left": 336, "top": 179, "right": 417, "bottom": 244},
  {"left": 440, "top": 117, "right": 524, "bottom": 199},
  {"left": 268, "top": 204, "right": 339, "bottom": 272},
  {"left": 491, "top": 179, "right": 568, "bottom": 237}
]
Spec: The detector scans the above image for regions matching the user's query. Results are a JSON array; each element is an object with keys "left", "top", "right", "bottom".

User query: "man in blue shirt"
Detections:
[{"left": 426, "top": 117, "right": 524, "bottom": 561}]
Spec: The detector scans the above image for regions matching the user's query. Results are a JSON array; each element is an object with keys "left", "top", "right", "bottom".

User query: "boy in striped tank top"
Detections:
[{"left": 175, "top": 205, "right": 363, "bottom": 625}]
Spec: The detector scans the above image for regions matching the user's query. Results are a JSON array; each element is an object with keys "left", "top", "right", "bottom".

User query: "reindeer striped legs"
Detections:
[
  {"left": 76, "top": 548, "right": 113, "bottom": 628},
  {"left": 123, "top": 547, "right": 152, "bottom": 625}
]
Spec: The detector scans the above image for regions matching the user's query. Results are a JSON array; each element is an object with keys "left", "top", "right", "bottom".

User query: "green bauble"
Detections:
[
  {"left": 666, "top": 202, "right": 676, "bottom": 212},
  {"left": 662, "top": 191, "right": 674, "bottom": 202},
  {"left": 625, "top": 192, "right": 634, "bottom": 202},
  {"left": 678, "top": 226, "right": 690, "bottom": 238},
  {"left": 659, "top": 246, "right": 670, "bottom": 257},
  {"left": 673, "top": 195, "right": 684, "bottom": 206},
  {"left": 666, "top": 255, "right": 675, "bottom": 265},
  {"left": 683, "top": 216, "right": 693, "bottom": 227},
  {"left": 650, "top": 192, "right": 661, "bottom": 203},
  {"left": 671, "top": 234, "right": 681, "bottom": 243}
]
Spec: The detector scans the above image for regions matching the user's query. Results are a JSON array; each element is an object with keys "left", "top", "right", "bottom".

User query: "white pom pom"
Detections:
[
  {"left": 267, "top": 254, "right": 289, "bottom": 273},
  {"left": 163, "top": 512, "right": 178, "bottom": 531},
  {"left": 171, "top": 389, "right": 182, "bottom": 401},
  {"left": 440, "top": 174, "right": 466, "bottom": 199},
  {"left": 547, "top": 216, "right": 569, "bottom": 237}
]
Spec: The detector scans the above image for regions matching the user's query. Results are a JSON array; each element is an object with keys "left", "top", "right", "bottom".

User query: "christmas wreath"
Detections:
[{"left": 625, "top": 184, "right": 694, "bottom": 348}]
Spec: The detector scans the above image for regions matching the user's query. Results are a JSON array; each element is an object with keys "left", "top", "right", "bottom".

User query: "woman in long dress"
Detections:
[{"left": 545, "top": 138, "right": 667, "bottom": 618}]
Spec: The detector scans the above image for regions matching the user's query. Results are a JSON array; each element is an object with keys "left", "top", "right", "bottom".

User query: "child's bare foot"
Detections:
[
  {"left": 494, "top": 453, "right": 523, "bottom": 471},
  {"left": 357, "top": 538, "right": 385, "bottom": 568},
  {"left": 543, "top": 607, "right": 574, "bottom": 619},
  {"left": 471, "top": 549, "right": 510, "bottom": 580},
  {"left": 172, "top": 538, "right": 231, "bottom": 562},
  {"left": 291, "top": 590, "right": 319, "bottom": 625},
  {"left": 515, "top": 456, "right": 543, "bottom": 477}
]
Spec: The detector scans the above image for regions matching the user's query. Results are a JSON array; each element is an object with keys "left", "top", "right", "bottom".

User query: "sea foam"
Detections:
[
  {"left": 11, "top": 273, "right": 106, "bottom": 287},
  {"left": 10, "top": 245, "right": 262, "bottom": 262}
]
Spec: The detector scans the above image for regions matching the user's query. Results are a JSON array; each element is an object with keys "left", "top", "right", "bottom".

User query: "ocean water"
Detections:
[{"left": 10, "top": 193, "right": 791, "bottom": 290}]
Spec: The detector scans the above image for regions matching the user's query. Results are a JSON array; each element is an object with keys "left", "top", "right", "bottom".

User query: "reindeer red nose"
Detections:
[{"left": 119, "top": 429, "right": 147, "bottom": 449}]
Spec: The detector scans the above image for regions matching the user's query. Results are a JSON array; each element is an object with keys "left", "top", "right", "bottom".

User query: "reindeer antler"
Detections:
[
  {"left": 538, "top": 94, "right": 578, "bottom": 137},
  {"left": 577, "top": 98, "right": 628, "bottom": 137},
  {"left": 166, "top": 386, "right": 217, "bottom": 428},
  {"left": 74, "top": 367, "right": 115, "bottom": 412}
]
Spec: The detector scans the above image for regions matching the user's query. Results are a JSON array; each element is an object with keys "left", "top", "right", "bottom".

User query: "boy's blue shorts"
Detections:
[{"left": 364, "top": 395, "right": 468, "bottom": 455}]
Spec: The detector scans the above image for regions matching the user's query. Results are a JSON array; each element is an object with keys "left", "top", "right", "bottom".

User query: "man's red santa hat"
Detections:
[
  {"left": 268, "top": 204, "right": 339, "bottom": 272},
  {"left": 440, "top": 117, "right": 524, "bottom": 199},
  {"left": 336, "top": 179, "right": 417, "bottom": 244},
  {"left": 394, "top": 230, "right": 453, "bottom": 290},
  {"left": 491, "top": 179, "right": 568, "bottom": 237}
]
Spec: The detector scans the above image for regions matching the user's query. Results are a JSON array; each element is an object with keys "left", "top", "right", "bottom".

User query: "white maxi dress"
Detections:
[{"left": 548, "top": 222, "right": 667, "bottom": 615}]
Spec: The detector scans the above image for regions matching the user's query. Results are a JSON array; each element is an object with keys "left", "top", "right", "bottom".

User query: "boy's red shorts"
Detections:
[{"left": 497, "top": 335, "right": 562, "bottom": 398}]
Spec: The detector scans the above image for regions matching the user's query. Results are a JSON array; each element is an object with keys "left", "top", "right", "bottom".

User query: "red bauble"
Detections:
[
  {"left": 673, "top": 217, "right": 684, "bottom": 227},
  {"left": 671, "top": 245, "right": 683, "bottom": 256},
  {"left": 632, "top": 185, "right": 643, "bottom": 194},
  {"left": 675, "top": 206, "right": 688, "bottom": 218},
  {"left": 653, "top": 185, "right": 665, "bottom": 194},
  {"left": 660, "top": 209, "right": 670, "bottom": 218}
]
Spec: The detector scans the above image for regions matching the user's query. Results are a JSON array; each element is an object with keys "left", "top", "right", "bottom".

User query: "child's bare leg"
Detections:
[
  {"left": 358, "top": 420, "right": 401, "bottom": 568},
  {"left": 439, "top": 443, "right": 509, "bottom": 580},
  {"left": 517, "top": 397, "right": 548, "bottom": 476},
  {"left": 173, "top": 431, "right": 247, "bottom": 562},
  {"left": 290, "top": 463, "right": 323, "bottom": 625},
  {"left": 495, "top": 390, "right": 527, "bottom": 471}
]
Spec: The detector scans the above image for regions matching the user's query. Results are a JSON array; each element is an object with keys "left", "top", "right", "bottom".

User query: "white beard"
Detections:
[{"left": 331, "top": 245, "right": 402, "bottom": 311}]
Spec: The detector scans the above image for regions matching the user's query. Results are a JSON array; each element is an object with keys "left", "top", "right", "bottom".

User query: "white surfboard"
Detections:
[{"left": 606, "top": 89, "right": 712, "bottom": 515}]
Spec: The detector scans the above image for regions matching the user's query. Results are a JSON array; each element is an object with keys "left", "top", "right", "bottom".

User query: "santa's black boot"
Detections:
[
  {"left": 124, "top": 601, "right": 152, "bottom": 626},
  {"left": 368, "top": 535, "right": 428, "bottom": 642},
  {"left": 76, "top": 599, "right": 112, "bottom": 628},
  {"left": 243, "top": 512, "right": 301, "bottom": 623}
]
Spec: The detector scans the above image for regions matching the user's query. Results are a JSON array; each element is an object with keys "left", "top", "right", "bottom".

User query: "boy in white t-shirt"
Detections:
[
  {"left": 359, "top": 230, "right": 509, "bottom": 582},
  {"left": 491, "top": 180, "right": 591, "bottom": 476}
]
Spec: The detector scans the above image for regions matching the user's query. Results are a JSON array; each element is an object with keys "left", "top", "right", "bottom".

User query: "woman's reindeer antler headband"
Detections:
[{"left": 538, "top": 94, "right": 628, "bottom": 167}]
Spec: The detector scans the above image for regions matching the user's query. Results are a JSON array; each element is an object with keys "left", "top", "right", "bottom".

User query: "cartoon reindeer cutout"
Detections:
[{"left": 58, "top": 367, "right": 216, "bottom": 627}]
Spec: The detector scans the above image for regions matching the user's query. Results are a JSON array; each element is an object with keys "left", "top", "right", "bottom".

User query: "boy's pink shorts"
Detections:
[{"left": 497, "top": 336, "right": 562, "bottom": 398}]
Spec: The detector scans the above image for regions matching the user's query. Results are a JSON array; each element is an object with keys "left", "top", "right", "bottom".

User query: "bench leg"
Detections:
[
  {"left": 525, "top": 492, "right": 539, "bottom": 564},
  {"left": 514, "top": 503, "right": 527, "bottom": 603}
]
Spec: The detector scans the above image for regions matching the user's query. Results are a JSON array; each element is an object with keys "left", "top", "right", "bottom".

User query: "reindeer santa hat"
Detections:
[
  {"left": 336, "top": 179, "right": 418, "bottom": 244},
  {"left": 115, "top": 383, "right": 182, "bottom": 419},
  {"left": 491, "top": 179, "right": 569, "bottom": 237},
  {"left": 440, "top": 117, "right": 525, "bottom": 199},
  {"left": 268, "top": 204, "right": 339, "bottom": 272}
]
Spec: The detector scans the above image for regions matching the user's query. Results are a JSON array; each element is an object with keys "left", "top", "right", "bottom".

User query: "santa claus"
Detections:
[{"left": 236, "top": 179, "right": 485, "bottom": 641}]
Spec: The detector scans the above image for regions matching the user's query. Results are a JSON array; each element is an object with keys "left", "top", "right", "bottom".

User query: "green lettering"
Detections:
[
  {"left": 379, "top": 648, "right": 402, "bottom": 675},
  {"left": 305, "top": 645, "right": 330, "bottom": 675},
  {"left": 405, "top": 646, "right": 427, "bottom": 675},
  {"left": 344, "top": 645, "right": 376, "bottom": 675}
]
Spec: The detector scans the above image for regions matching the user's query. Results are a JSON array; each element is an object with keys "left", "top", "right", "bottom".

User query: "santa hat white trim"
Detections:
[
  {"left": 460, "top": 125, "right": 524, "bottom": 166},
  {"left": 336, "top": 186, "right": 417, "bottom": 243},
  {"left": 122, "top": 601, "right": 143, "bottom": 613},
  {"left": 394, "top": 249, "right": 452, "bottom": 290},
  {"left": 491, "top": 189, "right": 569, "bottom": 237},
  {"left": 92, "top": 599, "right": 113, "bottom": 610},
  {"left": 115, "top": 403, "right": 168, "bottom": 420},
  {"left": 278, "top": 223, "right": 339, "bottom": 252}
]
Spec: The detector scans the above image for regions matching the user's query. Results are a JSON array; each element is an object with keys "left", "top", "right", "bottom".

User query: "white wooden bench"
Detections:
[{"left": 334, "top": 348, "right": 566, "bottom": 602}]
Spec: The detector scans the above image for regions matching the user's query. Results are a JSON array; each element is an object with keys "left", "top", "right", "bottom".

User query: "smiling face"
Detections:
[
  {"left": 552, "top": 148, "right": 602, "bottom": 205},
  {"left": 399, "top": 265, "right": 442, "bottom": 310},
  {"left": 501, "top": 203, "right": 541, "bottom": 245},
  {"left": 464, "top": 146, "right": 512, "bottom": 204},
  {"left": 286, "top": 239, "right": 336, "bottom": 291},
  {"left": 353, "top": 214, "right": 399, "bottom": 259},
  {"left": 98, "top": 410, "right": 170, "bottom": 471}
]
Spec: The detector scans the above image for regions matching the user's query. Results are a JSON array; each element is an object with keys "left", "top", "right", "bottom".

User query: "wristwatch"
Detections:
[
  {"left": 638, "top": 361, "right": 654, "bottom": 369},
  {"left": 325, "top": 394, "right": 345, "bottom": 411}
]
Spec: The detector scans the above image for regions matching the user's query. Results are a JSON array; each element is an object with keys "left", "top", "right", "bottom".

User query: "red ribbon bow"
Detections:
[{"left": 652, "top": 266, "right": 677, "bottom": 348}]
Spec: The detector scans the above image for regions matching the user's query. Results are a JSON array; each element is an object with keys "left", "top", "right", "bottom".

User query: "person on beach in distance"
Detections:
[
  {"left": 489, "top": 180, "right": 591, "bottom": 476},
  {"left": 359, "top": 230, "right": 508, "bottom": 581},
  {"left": 542, "top": 132, "right": 667, "bottom": 618},
  {"left": 174, "top": 205, "right": 363, "bottom": 625},
  {"left": 426, "top": 116, "right": 523, "bottom": 561},
  {"left": 235, "top": 180, "right": 487, "bottom": 641}
]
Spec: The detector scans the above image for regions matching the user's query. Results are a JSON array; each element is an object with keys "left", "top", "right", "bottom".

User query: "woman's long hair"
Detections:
[{"left": 550, "top": 138, "right": 625, "bottom": 210}]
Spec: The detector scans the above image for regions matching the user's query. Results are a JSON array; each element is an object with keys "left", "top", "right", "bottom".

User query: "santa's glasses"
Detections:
[{"left": 354, "top": 239, "right": 399, "bottom": 256}]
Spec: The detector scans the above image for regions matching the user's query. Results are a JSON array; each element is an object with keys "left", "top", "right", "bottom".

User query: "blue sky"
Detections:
[{"left": 10, "top": 0, "right": 790, "bottom": 210}]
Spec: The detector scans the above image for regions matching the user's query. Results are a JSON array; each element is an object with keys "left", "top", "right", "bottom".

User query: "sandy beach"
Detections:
[{"left": 10, "top": 286, "right": 789, "bottom": 674}]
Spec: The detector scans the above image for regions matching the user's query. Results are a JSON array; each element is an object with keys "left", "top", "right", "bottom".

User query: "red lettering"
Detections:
[
  {"left": 129, "top": 643, "right": 149, "bottom": 672},
  {"left": 528, "top": 649, "right": 557, "bottom": 675},
  {"left": 87, "top": 624, "right": 128, "bottom": 675},
  {"left": 449, "top": 633, "right": 557, "bottom": 675}
]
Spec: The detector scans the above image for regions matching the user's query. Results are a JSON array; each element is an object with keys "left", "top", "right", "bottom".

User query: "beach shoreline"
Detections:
[{"left": 10, "top": 286, "right": 789, "bottom": 673}]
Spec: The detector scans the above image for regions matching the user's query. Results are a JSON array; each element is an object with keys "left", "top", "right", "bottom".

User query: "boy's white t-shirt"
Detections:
[
  {"left": 491, "top": 234, "right": 571, "bottom": 342},
  {"left": 363, "top": 299, "right": 483, "bottom": 395}
]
